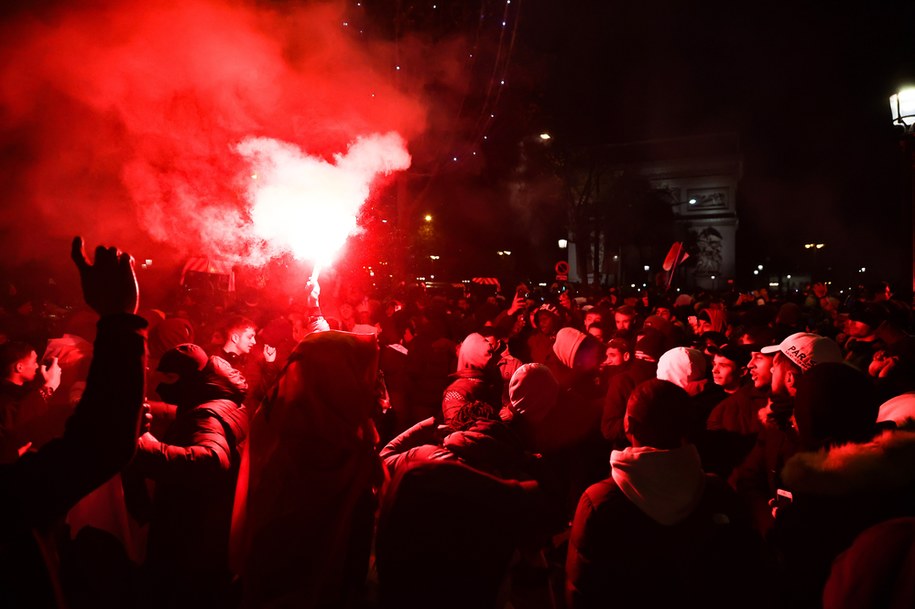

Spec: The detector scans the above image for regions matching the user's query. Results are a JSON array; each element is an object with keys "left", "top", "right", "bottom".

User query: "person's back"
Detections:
[
  {"left": 772, "top": 363, "right": 912, "bottom": 609},
  {"left": 567, "top": 473, "right": 758, "bottom": 608},
  {"left": 567, "top": 379, "right": 763, "bottom": 609},
  {"left": 376, "top": 458, "right": 542, "bottom": 609}
]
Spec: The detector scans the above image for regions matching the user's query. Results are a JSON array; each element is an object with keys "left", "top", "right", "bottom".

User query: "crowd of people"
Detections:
[{"left": 2, "top": 239, "right": 914, "bottom": 609}]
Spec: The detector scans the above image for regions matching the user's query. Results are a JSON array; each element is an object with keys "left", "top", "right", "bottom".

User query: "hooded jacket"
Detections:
[
  {"left": 441, "top": 333, "right": 500, "bottom": 424},
  {"left": 130, "top": 355, "right": 248, "bottom": 583},
  {"left": 566, "top": 445, "right": 761, "bottom": 609},
  {"left": 772, "top": 427, "right": 915, "bottom": 609},
  {"left": 231, "top": 330, "right": 382, "bottom": 609}
]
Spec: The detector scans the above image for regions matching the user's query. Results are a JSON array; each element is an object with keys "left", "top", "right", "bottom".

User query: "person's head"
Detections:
[
  {"left": 156, "top": 343, "right": 247, "bottom": 410},
  {"left": 614, "top": 305, "right": 636, "bottom": 332},
  {"left": 624, "top": 379, "right": 691, "bottom": 449},
  {"left": 697, "top": 309, "right": 715, "bottom": 334},
  {"left": 508, "top": 363, "right": 559, "bottom": 425},
  {"left": 845, "top": 304, "right": 883, "bottom": 339},
  {"left": 457, "top": 332, "right": 498, "bottom": 372},
  {"left": 633, "top": 328, "right": 665, "bottom": 363},
  {"left": 711, "top": 345, "right": 750, "bottom": 392},
  {"left": 224, "top": 316, "right": 257, "bottom": 355},
  {"left": 747, "top": 351, "right": 775, "bottom": 390},
  {"left": 0, "top": 341, "right": 38, "bottom": 385},
  {"left": 583, "top": 309, "right": 602, "bottom": 330},
  {"left": 656, "top": 347, "right": 707, "bottom": 397},
  {"left": 534, "top": 304, "right": 560, "bottom": 336},
  {"left": 761, "top": 332, "right": 843, "bottom": 398},
  {"left": 552, "top": 327, "right": 603, "bottom": 373},
  {"left": 586, "top": 325, "right": 605, "bottom": 342},
  {"left": 603, "top": 337, "right": 630, "bottom": 368},
  {"left": 653, "top": 305, "right": 672, "bottom": 321},
  {"left": 793, "top": 362, "right": 878, "bottom": 451}
]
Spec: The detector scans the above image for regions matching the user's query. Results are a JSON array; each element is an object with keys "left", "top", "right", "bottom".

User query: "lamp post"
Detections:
[{"left": 889, "top": 87, "right": 915, "bottom": 298}]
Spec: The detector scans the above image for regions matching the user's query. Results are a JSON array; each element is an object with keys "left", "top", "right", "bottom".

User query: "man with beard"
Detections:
[{"left": 732, "top": 333, "right": 842, "bottom": 536}]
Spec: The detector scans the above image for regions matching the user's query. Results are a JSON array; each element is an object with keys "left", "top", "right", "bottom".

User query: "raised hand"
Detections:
[
  {"left": 40, "top": 356, "right": 62, "bottom": 392},
  {"left": 71, "top": 236, "right": 139, "bottom": 315}
]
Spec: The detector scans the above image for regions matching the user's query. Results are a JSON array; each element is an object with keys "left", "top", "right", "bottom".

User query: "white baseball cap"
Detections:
[{"left": 760, "top": 332, "right": 842, "bottom": 372}]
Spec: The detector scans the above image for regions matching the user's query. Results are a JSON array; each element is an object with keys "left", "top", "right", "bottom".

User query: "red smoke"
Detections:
[{"left": 0, "top": 0, "right": 427, "bottom": 267}]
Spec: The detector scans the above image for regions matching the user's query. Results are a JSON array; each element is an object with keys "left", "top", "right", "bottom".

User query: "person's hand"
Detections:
[
  {"left": 140, "top": 402, "right": 153, "bottom": 434},
  {"left": 71, "top": 236, "right": 139, "bottom": 316},
  {"left": 508, "top": 293, "right": 526, "bottom": 315},
  {"left": 756, "top": 403, "right": 773, "bottom": 427},
  {"left": 263, "top": 344, "right": 277, "bottom": 363},
  {"left": 40, "top": 356, "right": 62, "bottom": 392},
  {"left": 305, "top": 276, "right": 321, "bottom": 309},
  {"left": 136, "top": 431, "right": 158, "bottom": 452}
]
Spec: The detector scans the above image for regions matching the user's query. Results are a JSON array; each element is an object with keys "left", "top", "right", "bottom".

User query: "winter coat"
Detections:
[
  {"left": 772, "top": 428, "right": 915, "bottom": 609},
  {"left": 380, "top": 416, "right": 536, "bottom": 482},
  {"left": 566, "top": 446, "right": 760, "bottom": 609},
  {"left": 699, "top": 384, "right": 767, "bottom": 479},
  {"left": 566, "top": 445, "right": 763, "bottom": 609},
  {"left": 731, "top": 400, "right": 800, "bottom": 537},
  {"left": 823, "top": 516, "right": 915, "bottom": 609},
  {"left": 231, "top": 330, "right": 383, "bottom": 609},
  {"left": 441, "top": 334, "right": 502, "bottom": 424},
  {"left": 376, "top": 458, "right": 543, "bottom": 609},
  {"left": 131, "top": 378, "right": 248, "bottom": 577}
]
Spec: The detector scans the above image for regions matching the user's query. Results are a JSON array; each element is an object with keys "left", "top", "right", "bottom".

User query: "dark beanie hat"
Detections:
[
  {"left": 634, "top": 328, "right": 666, "bottom": 361},
  {"left": 793, "top": 362, "right": 879, "bottom": 450},
  {"left": 157, "top": 343, "right": 208, "bottom": 378}
]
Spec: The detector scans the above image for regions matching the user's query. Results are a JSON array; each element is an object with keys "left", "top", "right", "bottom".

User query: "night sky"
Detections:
[
  {"left": 480, "top": 0, "right": 915, "bottom": 288},
  {"left": 2, "top": 0, "right": 915, "bottom": 297}
]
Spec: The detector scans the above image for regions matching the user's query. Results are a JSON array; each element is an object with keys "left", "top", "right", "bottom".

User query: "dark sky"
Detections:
[{"left": 511, "top": 1, "right": 915, "bottom": 287}]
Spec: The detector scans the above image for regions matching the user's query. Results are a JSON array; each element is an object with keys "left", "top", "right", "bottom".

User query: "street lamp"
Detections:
[{"left": 890, "top": 87, "right": 915, "bottom": 297}]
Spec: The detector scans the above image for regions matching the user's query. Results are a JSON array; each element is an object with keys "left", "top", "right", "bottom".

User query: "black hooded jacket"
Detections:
[{"left": 130, "top": 356, "right": 249, "bottom": 575}]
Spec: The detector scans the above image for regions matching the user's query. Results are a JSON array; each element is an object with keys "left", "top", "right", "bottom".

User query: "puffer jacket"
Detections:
[
  {"left": 130, "top": 356, "right": 249, "bottom": 575},
  {"left": 772, "top": 426, "right": 915, "bottom": 609}
]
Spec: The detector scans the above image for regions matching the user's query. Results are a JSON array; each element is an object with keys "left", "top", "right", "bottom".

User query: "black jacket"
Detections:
[{"left": 0, "top": 313, "right": 147, "bottom": 609}]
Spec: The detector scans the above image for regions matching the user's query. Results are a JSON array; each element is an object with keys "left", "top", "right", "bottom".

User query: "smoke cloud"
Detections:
[{"left": 0, "top": 0, "right": 426, "bottom": 268}]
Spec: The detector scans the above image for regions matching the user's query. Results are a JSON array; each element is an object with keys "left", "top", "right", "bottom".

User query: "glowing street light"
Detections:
[
  {"left": 424, "top": 214, "right": 433, "bottom": 222},
  {"left": 890, "top": 88, "right": 915, "bottom": 127},
  {"left": 539, "top": 133, "right": 552, "bottom": 141},
  {"left": 558, "top": 238, "right": 568, "bottom": 249},
  {"left": 890, "top": 86, "right": 915, "bottom": 296}
]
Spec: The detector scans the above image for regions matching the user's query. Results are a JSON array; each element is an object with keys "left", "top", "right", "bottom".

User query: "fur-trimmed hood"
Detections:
[{"left": 782, "top": 428, "right": 915, "bottom": 496}]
